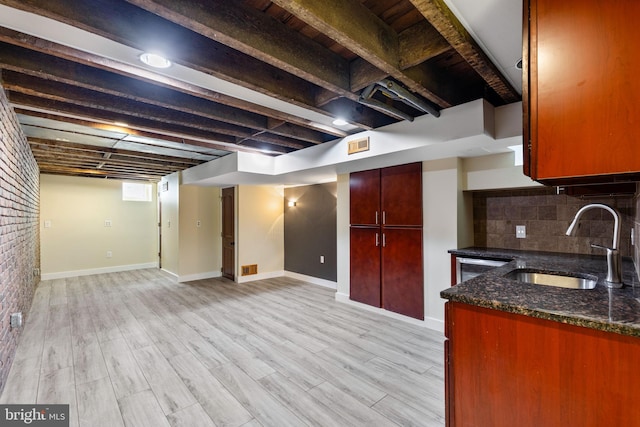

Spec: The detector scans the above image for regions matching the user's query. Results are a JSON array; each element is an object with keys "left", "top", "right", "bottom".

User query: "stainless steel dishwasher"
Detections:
[{"left": 455, "top": 257, "right": 509, "bottom": 284}]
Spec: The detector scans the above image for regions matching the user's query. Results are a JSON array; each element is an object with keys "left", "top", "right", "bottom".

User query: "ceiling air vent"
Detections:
[{"left": 348, "top": 137, "right": 370, "bottom": 155}]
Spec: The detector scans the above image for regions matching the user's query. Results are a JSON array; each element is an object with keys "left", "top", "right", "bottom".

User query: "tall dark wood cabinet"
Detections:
[
  {"left": 349, "top": 162, "right": 424, "bottom": 320},
  {"left": 524, "top": 0, "right": 640, "bottom": 183}
]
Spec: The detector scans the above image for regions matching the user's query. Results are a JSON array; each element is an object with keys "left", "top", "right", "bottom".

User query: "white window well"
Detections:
[{"left": 122, "top": 182, "right": 153, "bottom": 202}]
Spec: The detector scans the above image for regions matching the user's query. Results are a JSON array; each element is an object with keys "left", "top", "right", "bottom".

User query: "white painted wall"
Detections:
[
  {"left": 336, "top": 173, "right": 351, "bottom": 298},
  {"left": 237, "top": 185, "right": 285, "bottom": 282},
  {"left": 462, "top": 152, "right": 541, "bottom": 190},
  {"left": 40, "top": 174, "right": 158, "bottom": 279}
]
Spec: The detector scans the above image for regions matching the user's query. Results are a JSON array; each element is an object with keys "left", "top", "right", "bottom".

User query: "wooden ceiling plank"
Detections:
[
  {"left": 14, "top": 108, "right": 252, "bottom": 154},
  {"left": 271, "top": 0, "right": 449, "bottom": 109},
  {"left": 0, "top": 12, "right": 361, "bottom": 133},
  {"left": 3, "top": 71, "right": 260, "bottom": 138},
  {"left": 0, "top": 43, "right": 271, "bottom": 131},
  {"left": 124, "top": 0, "right": 351, "bottom": 93},
  {"left": 30, "top": 147, "right": 201, "bottom": 171},
  {"left": 37, "top": 165, "right": 165, "bottom": 181},
  {"left": 27, "top": 137, "right": 205, "bottom": 166},
  {"left": 409, "top": 0, "right": 520, "bottom": 103}
]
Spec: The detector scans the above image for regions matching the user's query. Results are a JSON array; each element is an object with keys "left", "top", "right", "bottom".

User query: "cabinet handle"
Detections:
[
  {"left": 382, "top": 211, "right": 386, "bottom": 225},
  {"left": 382, "top": 233, "right": 386, "bottom": 247},
  {"left": 375, "top": 211, "right": 378, "bottom": 225},
  {"left": 375, "top": 233, "right": 379, "bottom": 247}
]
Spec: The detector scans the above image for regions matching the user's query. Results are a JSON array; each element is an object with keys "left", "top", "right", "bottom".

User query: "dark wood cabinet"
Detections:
[
  {"left": 381, "top": 228, "right": 423, "bottom": 320},
  {"left": 349, "top": 162, "right": 424, "bottom": 320},
  {"left": 381, "top": 163, "right": 422, "bottom": 226},
  {"left": 524, "top": 0, "right": 640, "bottom": 183},
  {"left": 349, "top": 168, "right": 380, "bottom": 226},
  {"left": 445, "top": 302, "right": 640, "bottom": 427},
  {"left": 349, "top": 227, "right": 381, "bottom": 307}
]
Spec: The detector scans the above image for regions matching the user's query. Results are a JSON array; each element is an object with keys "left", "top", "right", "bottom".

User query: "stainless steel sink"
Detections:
[{"left": 504, "top": 269, "right": 598, "bottom": 289}]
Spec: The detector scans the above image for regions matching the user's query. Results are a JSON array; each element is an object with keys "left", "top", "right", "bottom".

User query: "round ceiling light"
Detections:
[
  {"left": 332, "top": 118, "right": 348, "bottom": 126},
  {"left": 139, "top": 52, "right": 172, "bottom": 69}
]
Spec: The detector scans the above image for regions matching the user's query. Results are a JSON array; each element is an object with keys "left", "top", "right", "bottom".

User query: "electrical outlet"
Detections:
[
  {"left": 516, "top": 225, "right": 526, "bottom": 239},
  {"left": 106, "top": 251, "right": 112, "bottom": 258},
  {"left": 44, "top": 220, "right": 52, "bottom": 228},
  {"left": 197, "top": 220, "right": 201, "bottom": 228},
  {"left": 104, "top": 219, "right": 112, "bottom": 227}
]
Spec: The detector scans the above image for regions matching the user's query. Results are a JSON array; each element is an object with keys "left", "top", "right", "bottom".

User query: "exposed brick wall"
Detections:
[{"left": 0, "top": 84, "right": 40, "bottom": 392}]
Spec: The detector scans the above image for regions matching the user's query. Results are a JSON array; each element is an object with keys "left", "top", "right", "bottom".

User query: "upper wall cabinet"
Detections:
[
  {"left": 350, "top": 168, "right": 380, "bottom": 226},
  {"left": 350, "top": 163, "right": 423, "bottom": 226},
  {"left": 523, "top": 0, "right": 640, "bottom": 184}
]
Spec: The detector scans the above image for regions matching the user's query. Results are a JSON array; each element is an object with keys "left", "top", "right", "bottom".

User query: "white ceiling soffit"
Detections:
[{"left": 182, "top": 100, "right": 523, "bottom": 187}]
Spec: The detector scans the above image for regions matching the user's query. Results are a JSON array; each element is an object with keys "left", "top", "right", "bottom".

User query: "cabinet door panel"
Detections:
[
  {"left": 350, "top": 227, "right": 381, "bottom": 307},
  {"left": 528, "top": 0, "right": 640, "bottom": 180},
  {"left": 447, "top": 302, "right": 640, "bottom": 426},
  {"left": 350, "top": 169, "right": 380, "bottom": 225},
  {"left": 381, "top": 163, "right": 422, "bottom": 226},
  {"left": 382, "top": 228, "right": 423, "bottom": 320}
]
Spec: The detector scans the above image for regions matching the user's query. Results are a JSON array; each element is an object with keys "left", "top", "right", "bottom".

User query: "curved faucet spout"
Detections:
[
  {"left": 565, "top": 203, "right": 620, "bottom": 250},
  {"left": 566, "top": 203, "right": 623, "bottom": 287}
]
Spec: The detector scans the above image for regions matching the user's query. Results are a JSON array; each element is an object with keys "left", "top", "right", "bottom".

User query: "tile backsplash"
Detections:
[{"left": 473, "top": 187, "right": 634, "bottom": 257}]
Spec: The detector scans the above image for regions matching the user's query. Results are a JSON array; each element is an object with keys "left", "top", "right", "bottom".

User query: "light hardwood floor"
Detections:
[{"left": 0, "top": 269, "right": 445, "bottom": 427}]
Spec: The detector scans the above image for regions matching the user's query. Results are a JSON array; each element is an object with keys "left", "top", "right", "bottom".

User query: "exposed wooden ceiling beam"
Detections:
[
  {"left": 14, "top": 108, "right": 250, "bottom": 155},
  {"left": 0, "top": 0, "right": 386, "bottom": 129},
  {"left": 409, "top": 0, "right": 520, "bottom": 103},
  {"left": 0, "top": 26, "right": 349, "bottom": 138},
  {"left": 0, "top": 44, "right": 332, "bottom": 146},
  {"left": 270, "top": 0, "right": 449, "bottom": 108},
  {"left": 27, "top": 137, "right": 205, "bottom": 167}
]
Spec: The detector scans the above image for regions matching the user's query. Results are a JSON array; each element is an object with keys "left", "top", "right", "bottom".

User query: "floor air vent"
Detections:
[{"left": 241, "top": 264, "right": 258, "bottom": 276}]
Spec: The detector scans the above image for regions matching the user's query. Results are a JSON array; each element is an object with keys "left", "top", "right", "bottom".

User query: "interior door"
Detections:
[{"left": 221, "top": 186, "right": 235, "bottom": 280}]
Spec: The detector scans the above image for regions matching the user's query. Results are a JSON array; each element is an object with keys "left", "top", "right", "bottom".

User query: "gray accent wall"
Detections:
[{"left": 284, "top": 183, "right": 337, "bottom": 281}]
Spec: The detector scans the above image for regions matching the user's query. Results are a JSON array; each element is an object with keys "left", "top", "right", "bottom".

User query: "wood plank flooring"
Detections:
[{"left": 0, "top": 269, "right": 445, "bottom": 427}]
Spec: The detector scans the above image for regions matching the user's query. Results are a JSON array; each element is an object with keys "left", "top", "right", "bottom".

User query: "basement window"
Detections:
[{"left": 122, "top": 182, "right": 153, "bottom": 202}]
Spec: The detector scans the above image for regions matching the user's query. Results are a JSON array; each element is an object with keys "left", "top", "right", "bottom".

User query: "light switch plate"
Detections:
[{"left": 516, "top": 225, "right": 526, "bottom": 239}]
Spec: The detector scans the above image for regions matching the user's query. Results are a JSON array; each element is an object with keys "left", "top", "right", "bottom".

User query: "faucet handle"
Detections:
[{"left": 590, "top": 243, "right": 614, "bottom": 252}]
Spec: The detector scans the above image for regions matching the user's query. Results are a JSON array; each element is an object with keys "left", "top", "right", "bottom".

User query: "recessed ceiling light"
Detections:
[
  {"left": 139, "top": 52, "right": 172, "bottom": 69},
  {"left": 332, "top": 118, "right": 348, "bottom": 126},
  {"left": 114, "top": 121, "right": 129, "bottom": 127}
]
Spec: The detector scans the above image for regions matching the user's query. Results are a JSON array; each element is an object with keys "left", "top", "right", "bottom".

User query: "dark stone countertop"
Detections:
[{"left": 442, "top": 247, "right": 640, "bottom": 338}]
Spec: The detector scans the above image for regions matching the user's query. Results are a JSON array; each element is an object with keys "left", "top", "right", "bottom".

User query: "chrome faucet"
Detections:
[{"left": 565, "top": 203, "right": 622, "bottom": 288}]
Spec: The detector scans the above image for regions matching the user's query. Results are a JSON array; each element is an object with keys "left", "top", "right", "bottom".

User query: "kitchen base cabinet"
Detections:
[{"left": 445, "top": 302, "right": 640, "bottom": 427}]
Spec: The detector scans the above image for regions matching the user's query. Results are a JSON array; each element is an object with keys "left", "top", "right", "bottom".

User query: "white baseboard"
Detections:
[
  {"left": 335, "top": 292, "right": 444, "bottom": 333},
  {"left": 178, "top": 271, "right": 222, "bottom": 283},
  {"left": 237, "top": 270, "right": 285, "bottom": 283},
  {"left": 284, "top": 271, "right": 337, "bottom": 289},
  {"left": 41, "top": 262, "right": 159, "bottom": 280}
]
